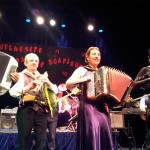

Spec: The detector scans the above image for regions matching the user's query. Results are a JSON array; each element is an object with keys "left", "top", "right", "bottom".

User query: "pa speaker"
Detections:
[
  {"left": 110, "top": 111, "right": 125, "bottom": 129},
  {"left": 1, "top": 109, "right": 17, "bottom": 129}
]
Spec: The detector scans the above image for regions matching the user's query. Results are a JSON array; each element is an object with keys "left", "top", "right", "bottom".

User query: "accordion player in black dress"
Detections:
[{"left": 66, "top": 47, "right": 114, "bottom": 150}]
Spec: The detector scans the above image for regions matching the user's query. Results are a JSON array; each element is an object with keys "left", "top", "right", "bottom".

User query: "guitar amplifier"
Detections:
[{"left": 0, "top": 109, "right": 17, "bottom": 130}]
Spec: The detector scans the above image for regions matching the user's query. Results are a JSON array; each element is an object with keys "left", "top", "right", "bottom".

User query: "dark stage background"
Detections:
[
  {"left": 0, "top": 42, "right": 111, "bottom": 108},
  {"left": 0, "top": 0, "right": 150, "bottom": 148},
  {"left": 0, "top": 42, "right": 147, "bottom": 148}
]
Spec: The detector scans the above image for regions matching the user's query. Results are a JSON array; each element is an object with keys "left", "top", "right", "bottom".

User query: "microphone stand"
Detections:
[
  {"left": 78, "top": 83, "right": 85, "bottom": 150},
  {"left": 72, "top": 77, "right": 91, "bottom": 150}
]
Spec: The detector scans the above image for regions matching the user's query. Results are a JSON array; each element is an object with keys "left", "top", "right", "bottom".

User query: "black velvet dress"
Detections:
[{"left": 77, "top": 67, "right": 114, "bottom": 150}]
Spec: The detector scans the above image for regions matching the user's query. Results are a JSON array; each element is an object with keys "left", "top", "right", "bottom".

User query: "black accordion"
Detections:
[{"left": 86, "top": 66, "right": 134, "bottom": 106}]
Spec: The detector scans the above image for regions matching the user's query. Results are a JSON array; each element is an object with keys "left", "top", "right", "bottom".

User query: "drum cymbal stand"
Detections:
[
  {"left": 123, "top": 116, "right": 137, "bottom": 150},
  {"left": 78, "top": 83, "right": 85, "bottom": 150},
  {"left": 67, "top": 114, "right": 78, "bottom": 131},
  {"left": 66, "top": 92, "right": 79, "bottom": 131}
]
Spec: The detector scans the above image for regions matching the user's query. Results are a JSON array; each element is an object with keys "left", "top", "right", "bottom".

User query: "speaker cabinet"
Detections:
[
  {"left": 1, "top": 109, "right": 17, "bottom": 129},
  {"left": 110, "top": 111, "right": 125, "bottom": 129}
]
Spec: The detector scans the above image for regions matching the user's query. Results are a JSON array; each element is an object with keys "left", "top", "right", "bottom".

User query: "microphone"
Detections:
[{"left": 73, "top": 76, "right": 91, "bottom": 85}]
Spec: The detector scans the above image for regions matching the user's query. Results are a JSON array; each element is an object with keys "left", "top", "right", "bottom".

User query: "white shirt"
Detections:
[{"left": 9, "top": 72, "right": 58, "bottom": 98}]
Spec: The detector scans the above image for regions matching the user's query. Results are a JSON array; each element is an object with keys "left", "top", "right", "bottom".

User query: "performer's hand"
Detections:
[
  {"left": 134, "top": 78, "right": 150, "bottom": 86},
  {"left": 125, "top": 95, "right": 132, "bottom": 103},
  {"left": 40, "top": 71, "right": 52, "bottom": 86},
  {"left": 83, "top": 75, "right": 92, "bottom": 82},
  {"left": 41, "top": 76, "right": 52, "bottom": 87},
  {"left": 121, "top": 95, "right": 132, "bottom": 106},
  {"left": 29, "top": 80, "right": 40, "bottom": 90},
  {"left": 10, "top": 72, "right": 19, "bottom": 83}
]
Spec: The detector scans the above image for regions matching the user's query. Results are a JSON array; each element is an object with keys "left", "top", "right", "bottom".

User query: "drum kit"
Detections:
[{"left": 57, "top": 83, "right": 79, "bottom": 131}]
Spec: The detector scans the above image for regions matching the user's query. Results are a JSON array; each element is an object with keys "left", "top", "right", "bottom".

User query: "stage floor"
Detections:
[
  {"left": 0, "top": 129, "right": 77, "bottom": 150},
  {"left": 0, "top": 128, "right": 119, "bottom": 150}
]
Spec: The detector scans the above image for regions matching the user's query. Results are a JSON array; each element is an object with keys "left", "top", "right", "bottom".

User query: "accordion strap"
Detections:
[{"left": 83, "top": 65, "right": 96, "bottom": 71}]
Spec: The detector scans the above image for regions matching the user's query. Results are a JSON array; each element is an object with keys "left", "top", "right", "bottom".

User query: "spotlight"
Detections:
[
  {"left": 25, "top": 17, "right": 31, "bottom": 23},
  {"left": 61, "top": 24, "right": 65, "bottom": 28},
  {"left": 49, "top": 19, "right": 56, "bottom": 26},
  {"left": 87, "top": 24, "right": 94, "bottom": 31},
  {"left": 36, "top": 16, "right": 44, "bottom": 25},
  {"left": 61, "top": 24, "right": 66, "bottom": 28},
  {"left": 98, "top": 29, "right": 103, "bottom": 33}
]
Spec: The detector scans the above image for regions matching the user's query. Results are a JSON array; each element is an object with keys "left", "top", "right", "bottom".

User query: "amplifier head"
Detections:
[{"left": 110, "top": 111, "right": 125, "bottom": 129}]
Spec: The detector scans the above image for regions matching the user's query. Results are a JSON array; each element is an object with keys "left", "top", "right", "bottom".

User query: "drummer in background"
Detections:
[
  {"left": 57, "top": 84, "right": 68, "bottom": 113},
  {"left": 9, "top": 53, "right": 58, "bottom": 150},
  {"left": 134, "top": 49, "right": 150, "bottom": 150}
]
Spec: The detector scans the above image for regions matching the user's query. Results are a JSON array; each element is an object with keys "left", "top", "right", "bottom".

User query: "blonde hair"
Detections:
[{"left": 85, "top": 47, "right": 100, "bottom": 63}]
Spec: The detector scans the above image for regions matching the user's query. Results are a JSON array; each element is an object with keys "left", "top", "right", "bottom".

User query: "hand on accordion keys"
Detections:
[
  {"left": 10, "top": 72, "right": 19, "bottom": 83},
  {"left": 32, "top": 72, "right": 49, "bottom": 93}
]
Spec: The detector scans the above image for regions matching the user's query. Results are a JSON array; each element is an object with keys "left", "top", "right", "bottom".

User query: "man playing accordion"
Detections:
[{"left": 9, "top": 53, "right": 58, "bottom": 150}]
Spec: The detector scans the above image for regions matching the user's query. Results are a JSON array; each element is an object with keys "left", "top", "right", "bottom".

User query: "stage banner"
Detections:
[
  {"left": 0, "top": 42, "right": 86, "bottom": 85},
  {"left": 0, "top": 42, "right": 87, "bottom": 108}
]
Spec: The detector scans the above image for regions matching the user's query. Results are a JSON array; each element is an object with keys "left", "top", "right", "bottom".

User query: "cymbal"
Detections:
[{"left": 58, "top": 83, "right": 67, "bottom": 91}]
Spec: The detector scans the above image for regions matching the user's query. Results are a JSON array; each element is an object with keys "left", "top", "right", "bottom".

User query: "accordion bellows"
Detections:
[{"left": 86, "top": 66, "right": 134, "bottom": 106}]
